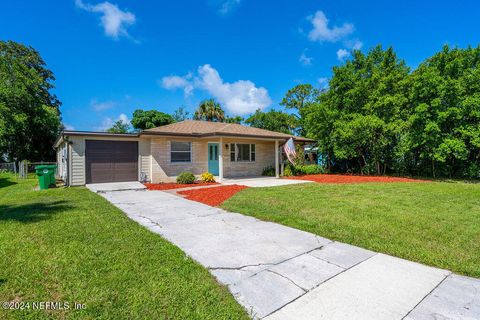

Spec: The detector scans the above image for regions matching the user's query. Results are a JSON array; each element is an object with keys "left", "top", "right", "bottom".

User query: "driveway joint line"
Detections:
[
  {"left": 400, "top": 272, "right": 452, "bottom": 320},
  {"left": 262, "top": 253, "right": 378, "bottom": 319}
]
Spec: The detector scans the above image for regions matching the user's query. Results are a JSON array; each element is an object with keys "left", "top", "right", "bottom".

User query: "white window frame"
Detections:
[
  {"left": 230, "top": 143, "right": 256, "bottom": 162},
  {"left": 170, "top": 141, "right": 192, "bottom": 163}
]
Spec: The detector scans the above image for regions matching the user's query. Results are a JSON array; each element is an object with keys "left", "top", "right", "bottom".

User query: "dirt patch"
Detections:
[
  {"left": 178, "top": 185, "right": 249, "bottom": 206},
  {"left": 144, "top": 182, "right": 218, "bottom": 191},
  {"left": 285, "top": 174, "right": 427, "bottom": 184}
]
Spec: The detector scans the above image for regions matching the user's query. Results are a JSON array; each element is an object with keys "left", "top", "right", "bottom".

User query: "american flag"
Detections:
[{"left": 284, "top": 138, "right": 296, "bottom": 164}]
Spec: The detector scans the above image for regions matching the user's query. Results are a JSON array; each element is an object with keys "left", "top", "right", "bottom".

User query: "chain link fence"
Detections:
[{"left": 1, "top": 161, "right": 56, "bottom": 178}]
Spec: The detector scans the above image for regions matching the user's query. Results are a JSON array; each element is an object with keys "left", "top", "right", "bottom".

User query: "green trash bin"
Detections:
[{"left": 35, "top": 164, "right": 57, "bottom": 190}]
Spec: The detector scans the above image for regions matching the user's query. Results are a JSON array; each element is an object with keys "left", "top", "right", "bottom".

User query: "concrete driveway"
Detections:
[{"left": 99, "top": 189, "right": 480, "bottom": 319}]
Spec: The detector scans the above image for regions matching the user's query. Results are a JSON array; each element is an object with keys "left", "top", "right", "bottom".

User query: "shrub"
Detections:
[
  {"left": 262, "top": 166, "right": 275, "bottom": 176},
  {"left": 176, "top": 172, "right": 195, "bottom": 184},
  {"left": 283, "top": 165, "right": 293, "bottom": 177},
  {"left": 200, "top": 172, "right": 216, "bottom": 183},
  {"left": 293, "top": 164, "right": 323, "bottom": 176}
]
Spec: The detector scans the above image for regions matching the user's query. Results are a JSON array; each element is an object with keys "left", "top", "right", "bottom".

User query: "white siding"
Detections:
[
  {"left": 70, "top": 136, "right": 86, "bottom": 186},
  {"left": 56, "top": 141, "right": 68, "bottom": 182},
  {"left": 139, "top": 138, "right": 151, "bottom": 182}
]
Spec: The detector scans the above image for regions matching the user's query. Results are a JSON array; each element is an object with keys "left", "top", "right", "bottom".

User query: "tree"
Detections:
[
  {"left": 225, "top": 115, "right": 243, "bottom": 124},
  {"left": 280, "top": 84, "right": 319, "bottom": 110},
  {"left": 172, "top": 106, "right": 190, "bottom": 122},
  {"left": 280, "top": 84, "right": 320, "bottom": 135},
  {"left": 0, "top": 41, "right": 62, "bottom": 161},
  {"left": 245, "top": 109, "right": 298, "bottom": 134},
  {"left": 193, "top": 99, "right": 225, "bottom": 122},
  {"left": 131, "top": 109, "right": 174, "bottom": 130},
  {"left": 106, "top": 120, "right": 130, "bottom": 133},
  {"left": 304, "top": 46, "right": 410, "bottom": 174},
  {"left": 403, "top": 45, "right": 480, "bottom": 178}
]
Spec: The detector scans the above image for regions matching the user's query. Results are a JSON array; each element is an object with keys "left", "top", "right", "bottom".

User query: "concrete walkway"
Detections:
[
  {"left": 86, "top": 181, "right": 146, "bottom": 193},
  {"left": 99, "top": 189, "right": 480, "bottom": 319},
  {"left": 221, "top": 176, "right": 312, "bottom": 187}
]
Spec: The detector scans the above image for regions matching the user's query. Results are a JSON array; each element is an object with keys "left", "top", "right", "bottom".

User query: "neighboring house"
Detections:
[{"left": 54, "top": 120, "right": 313, "bottom": 186}]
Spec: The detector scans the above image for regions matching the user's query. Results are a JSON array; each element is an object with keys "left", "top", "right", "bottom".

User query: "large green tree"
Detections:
[
  {"left": 403, "top": 45, "right": 480, "bottom": 178},
  {"left": 193, "top": 99, "right": 225, "bottom": 122},
  {"left": 131, "top": 109, "right": 174, "bottom": 130},
  {"left": 0, "top": 41, "right": 62, "bottom": 161},
  {"left": 245, "top": 109, "right": 298, "bottom": 134},
  {"left": 304, "top": 46, "right": 410, "bottom": 174}
]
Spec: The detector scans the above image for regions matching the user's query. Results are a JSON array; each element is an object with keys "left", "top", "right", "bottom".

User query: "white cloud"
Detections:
[
  {"left": 118, "top": 113, "right": 130, "bottom": 124},
  {"left": 160, "top": 64, "right": 272, "bottom": 115},
  {"left": 308, "top": 11, "right": 354, "bottom": 43},
  {"left": 64, "top": 124, "right": 75, "bottom": 130},
  {"left": 216, "top": 0, "right": 241, "bottom": 15},
  {"left": 318, "top": 77, "right": 329, "bottom": 89},
  {"left": 337, "top": 48, "right": 350, "bottom": 61},
  {"left": 195, "top": 64, "right": 272, "bottom": 115},
  {"left": 90, "top": 99, "right": 116, "bottom": 111},
  {"left": 299, "top": 50, "right": 313, "bottom": 66},
  {"left": 352, "top": 40, "right": 363, "bottom": 50},
  {"left": 75, "top": 0, "right": 136, "bottom": 40},
  {"left": 160, "top": 73, "right": 194, "bottom": 96},
  {"left": 96, "top": 113, "right": 130, "bottom": 131},
  {"left": 345, "top": 39, "right": 363, "bottom": 50}
]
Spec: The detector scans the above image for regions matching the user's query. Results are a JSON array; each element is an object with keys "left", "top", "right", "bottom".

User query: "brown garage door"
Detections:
[{"left": 86, "top": 140, "right": 138, "bottom": 184}]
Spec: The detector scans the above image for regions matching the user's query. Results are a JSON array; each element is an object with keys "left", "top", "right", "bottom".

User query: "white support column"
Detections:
[
  {"left": 275, "top": 140, "right": 279, "bottom": 178},
  {"left": 219, "top": 137, "right": 224, "bottom": 182}
]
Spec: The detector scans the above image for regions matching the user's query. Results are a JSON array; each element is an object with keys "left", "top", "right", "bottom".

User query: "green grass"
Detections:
[
  {"left": 0, "top": 174, "right": 248, "bottom": 320},
  {"left": 222, "top": 181, "right": 480, "bottom": 278}
]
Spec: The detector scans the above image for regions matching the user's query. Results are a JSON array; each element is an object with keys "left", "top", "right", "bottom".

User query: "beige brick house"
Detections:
[{"left": 54, "top": 120, "right": 313, "bottom": 186}]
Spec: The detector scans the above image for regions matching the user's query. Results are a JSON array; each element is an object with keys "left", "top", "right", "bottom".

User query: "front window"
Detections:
[
  {"left": 171, "top": 141, "right": 191, "bottom": 162},
  {"left": 230, "top": 143, "right": 255, "bottom": 162}
]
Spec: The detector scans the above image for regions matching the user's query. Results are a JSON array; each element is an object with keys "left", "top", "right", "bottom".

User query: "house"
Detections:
[{"left": 54, "top": 120, "right": 314, "bottom": 186}]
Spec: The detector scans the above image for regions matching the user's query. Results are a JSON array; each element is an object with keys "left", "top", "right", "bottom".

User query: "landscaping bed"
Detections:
[
  {"left": 0, "top": 174, "right": 248, "bottom": 319},
  {"left": 286, "top": 174, "right": 426, "bottom": 184},
  {"left": 178, "top": 185, "right": 249, "bottom": 206},
  {"left": 144, "top": 182, "right": 217, "bottom": 190}
]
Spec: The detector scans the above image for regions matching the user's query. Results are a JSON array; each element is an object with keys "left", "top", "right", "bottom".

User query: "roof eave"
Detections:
[{"left": 140, "top": 131, "right": 292, "bottom": 140}]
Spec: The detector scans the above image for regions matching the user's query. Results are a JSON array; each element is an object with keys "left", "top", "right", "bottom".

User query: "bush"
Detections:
[
  {"left": 283, "top": 166, "right": 293, "bottom": 177},
  {"left": 262, "top": 166, "right": 275, "bottom": 176},
  {"left": 293, "top": 164, "right": 323, "bottom": 176},
  {"left": 200, "top": 172, "right": 216, "bottom": 183},
  {"left": 176, "top": 172, "right": 196, "bottom": 184}
]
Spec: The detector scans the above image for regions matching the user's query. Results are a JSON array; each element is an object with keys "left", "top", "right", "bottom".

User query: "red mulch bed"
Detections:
[
  {"left": 178, "top": 185, "right": 249, "bottom": 206},
  {"left": 144, "top": 182, "right": 218, "bottom": 190},
  {"left": 285, "top": 174, "right": 427, "bottom": 184}
]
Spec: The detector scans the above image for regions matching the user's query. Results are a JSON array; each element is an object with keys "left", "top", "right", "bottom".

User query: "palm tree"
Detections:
[{"left": 193, "top": 99, "right": 225, "bottom": 122}]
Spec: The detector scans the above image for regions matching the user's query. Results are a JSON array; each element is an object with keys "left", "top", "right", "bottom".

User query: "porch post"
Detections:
[
  {"left": 275, "top": 140, "right": 279, "bottom": 178},
  {"left": 219, "top": 137, "right": 224, "bottom": 182},
  {"left": 280, "top": 147, "right": 284, "bottom": 176}
]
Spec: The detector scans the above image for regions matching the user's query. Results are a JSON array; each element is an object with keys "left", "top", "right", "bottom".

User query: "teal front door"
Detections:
[{"left": 208, "top": 143, "right": 219, "bottom": 175}]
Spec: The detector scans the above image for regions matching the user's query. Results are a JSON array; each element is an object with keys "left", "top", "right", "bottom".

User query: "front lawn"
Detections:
[
  {"left": 0, "top": 174, "right": 248, "bottom": 319},
  {"left": 222, "top": 181, "right": 480, "bottom": 278}
]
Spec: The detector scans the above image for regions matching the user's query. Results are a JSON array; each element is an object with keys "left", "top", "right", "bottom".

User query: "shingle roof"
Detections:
[{"left": 142, "top": 120, "right": 315, "bottom": 142}]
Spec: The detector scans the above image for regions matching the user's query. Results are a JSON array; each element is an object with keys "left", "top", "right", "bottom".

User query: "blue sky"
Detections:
[{"left": 2, "top": 0, "right": 479, "bottom": 131}]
